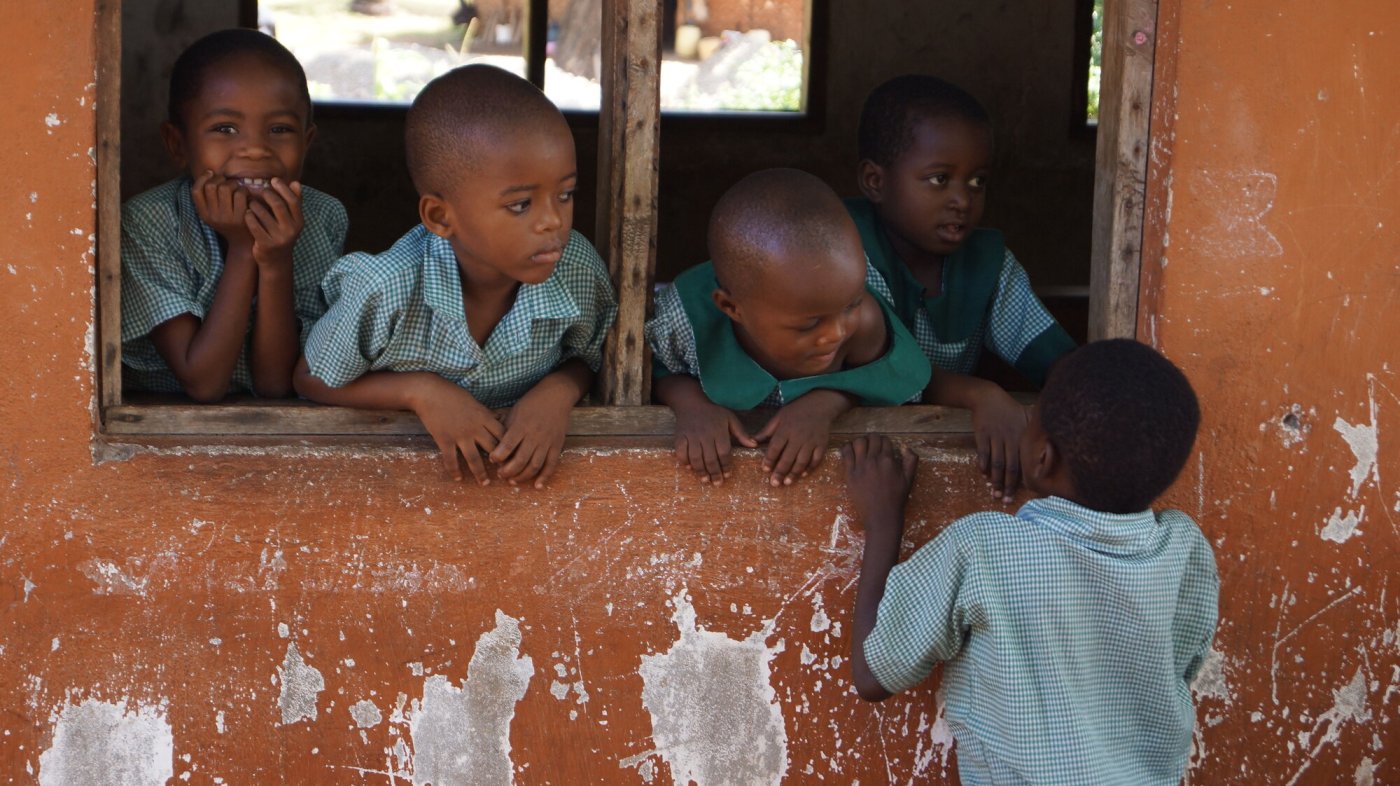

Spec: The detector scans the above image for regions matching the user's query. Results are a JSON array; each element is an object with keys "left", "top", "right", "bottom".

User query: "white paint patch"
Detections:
[
  {"left": 631, "top": 588, "right": 788, "bottom": 785},
  {"left": 39, "top": 699, "right": 173, "bottom": 786},
  {"left": 809, "top": 594, "right": 830, "bottom": 633},
  {"left": 1180, "top": 170, "right": 1284, "bottom": 258},
  {"left": 1355, "top": 756, "right": 1377, "bottom": 786},
  {"left": 409, "top": 609, "right": 533, "bottom": 786},
  {"left": 1283, "top": 668, "right": 1372, "bottom": 786},
  {"left": 1191, "top": 646, "right": 1232, "bottom": 704},
  {"left": 277, "top": 643, "right": 325, "bottom": 725},
  {"left": 1334, "top": 415, "right": 1379, "bottom": 497},
  {"left": 350, "top": 700, "right": 382, "bottom": 729},
  {"left": 79, "top": 559, "right": 149, "bottom": 595},
  {"left": 45, "top": 113, "right": 62, "bottom": 127},
  {"left": 1321, "top": 506, "right": 1365, "bottom": 544}
]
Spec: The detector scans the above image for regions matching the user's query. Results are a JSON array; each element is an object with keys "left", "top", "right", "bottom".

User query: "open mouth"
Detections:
[
  {"left": 936, "top": 222, "right": 969, "bottom": 244},
  {"left": 234, "top": 177, "right": 273, "bottom": 192}
]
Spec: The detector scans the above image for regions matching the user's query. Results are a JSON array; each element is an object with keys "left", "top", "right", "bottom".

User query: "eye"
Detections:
[
  {"left": 926, "top": 173, "right": 949, "bottom": 186},
  {"left": 506, "top": 199, "right": 531, "bottom": 215},
  {"left": 270, "top": 124, "right": 298, "bottom": 135},
  {"left": 844, "top": 295, "right": 864, "bottom": 312},
  {"left": 210, "top": 123, "right": 238, "bottom": 135},
  {"left": 794, "top": 318, "right": 822, "bottom": 333},
  {"left": 559, "top": 187, "right": 576, "bottom": 203},
  {"left": 969, "top": 174, "right": 989, "bottom": 190}
]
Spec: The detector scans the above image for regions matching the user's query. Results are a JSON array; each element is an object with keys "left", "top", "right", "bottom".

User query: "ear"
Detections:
[
  {"left": 160, "top": 121, "right": 187, "bottom": 169},
  {"left": 419, "top": 193, "right": 454, "bottom": 239},
  {"left": 712, "top": 286, "right": 744, "bottom": 323},
  {"left": 857, "top": 159, "right": 884, "bottom": 203},
  {"left": 304, "top": 122, "right": 318, "bottom": 149}
]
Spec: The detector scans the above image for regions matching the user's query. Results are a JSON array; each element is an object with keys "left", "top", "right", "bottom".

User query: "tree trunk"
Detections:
[{"left": 554, "top": 0, "right": 601, "bottom": 81}]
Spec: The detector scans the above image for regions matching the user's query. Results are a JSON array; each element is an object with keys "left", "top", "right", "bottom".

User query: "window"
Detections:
[
  {"left": 256, "top": 0, "right": 815, "bottom": 115},
  {"left": 96, "top": 0, "right": 1150, "bottom": 442},
  {"left": 1073, "top": 0, "right": 1106, "bottom": 128}
]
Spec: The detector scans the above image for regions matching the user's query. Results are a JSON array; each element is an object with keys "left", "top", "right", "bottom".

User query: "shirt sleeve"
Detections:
[
  {"left": 984, "top": 249, "right": 1076, "bottom": 387},
  {"left": 557, "top": 235, "right": 618, "bottom": 373},
  {"left": 644, "top": 282, "right": 699, "bottom": 378},
  {"left": 293, "top": 192, "right": 350, "bottom": 348},
  {"left": 863, "top": 522, "right": 978, "bottom": 694},
  {"left": 1170, "top": 513, "right": 1221, "bottom": 683},
  {"left": 302, "top": 255, "right": 394, "bottom": 388},
  {"left": 120, "top": 198, "right": 204, "bottom": 342}
]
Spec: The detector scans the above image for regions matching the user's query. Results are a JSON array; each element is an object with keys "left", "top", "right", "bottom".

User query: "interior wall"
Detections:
[{"left": 118, "top": 0, "right": 1097, "bottom": 288}]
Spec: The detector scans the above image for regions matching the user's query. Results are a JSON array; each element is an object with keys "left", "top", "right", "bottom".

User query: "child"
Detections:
[
  {"left": 843, "top": 339, "right": 1217, "bottom": 785},
  {"left": 850, "top": 74, "right": 1077, "bottom": 503},
  {"left": 122, "top": 29, "right": 346, "bottom": 401},
  {"left": 647, "top": 168, "right": 930, "bottom": 488},
  {"left": 295, "top": 65, "right": 616, "bottom": 489}
]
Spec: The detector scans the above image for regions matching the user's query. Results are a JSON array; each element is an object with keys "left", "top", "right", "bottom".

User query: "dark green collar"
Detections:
[
  {"left": 845, "top": 197, "right": 1004, "bottom": 343},
  {"left": 672, "top": 262, "right": 930, "bottom": 410}
]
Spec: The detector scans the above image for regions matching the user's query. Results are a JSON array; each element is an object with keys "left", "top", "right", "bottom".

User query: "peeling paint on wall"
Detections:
[
  {"left": 1180, "top": 170, "right": 1284, "bottom": 258},
  {"left": 38, "top": 699, "right": 173, "bottom": 786},
  {"left": 277, "top": 643, "right": 325, "bottom": 725},
  {"left": 1334, "top": 412, "right": 1379, "bottom": 498},
  {"left": 1283, "top": 668, "right": 1371, "bottom": 786},
  {"left": 409, "top": 610, "right": 534, "bottom": 786},
  {"left": 630, "top": 588, "right": 788, "bottom": 785},
  {"left": 1321, "top": 506, "right": 1365, "bottom": 543}
]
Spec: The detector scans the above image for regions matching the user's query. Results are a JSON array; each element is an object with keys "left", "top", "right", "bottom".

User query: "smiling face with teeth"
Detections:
[
  {"left": 161, "top": 52, "right": 316, "bottom": 203},
  {"left": 860, "top": 113, "right": 992, "bottom": 270}
]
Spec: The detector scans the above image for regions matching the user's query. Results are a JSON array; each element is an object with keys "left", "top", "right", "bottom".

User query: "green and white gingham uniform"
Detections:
[
  {"left": 865, "top": 496, "right": 1219, "bottom": 786},
  {"left": 304, "top": 225, "right": 617, "bottom": 409},
  {"left": 847, "top": 198, "right": 1075, "bottom": 388},
  {"left": 645, "top": 260, "right": 930, "bottom": 410},
  {"left": 120, "top": 177, "right": 348, "bottom": 394}
]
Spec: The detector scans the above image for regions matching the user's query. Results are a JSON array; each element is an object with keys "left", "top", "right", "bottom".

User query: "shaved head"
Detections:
[
  {"left": 405, "top": 64, "right": 569, "bottom": 196},
  {"left": 709, "top": 168, "right": 862, "bottom": 298}
]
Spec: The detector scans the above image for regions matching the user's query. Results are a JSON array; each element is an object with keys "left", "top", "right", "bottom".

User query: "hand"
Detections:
[
  {"left": 672, "top": 398, "right": 758, "bottom": 486},
  {"left": 190, "top": 170, "right": 252, "bottom": 247},
  {"left": 491, "top": 386, "right": 573, "bottom": 489},
  {"left": 754, "top": 389, "right": 850, "bottom": 486},
  {"left": 841, "top": 434, "right": 918, "bottom": 536},
  {"left": 412, "top": 378, "right": 505, "bottom": 485},
  {"left": 969, "top": 387, "right": 1030, "bottom": 503},
  {"left": 244, "top": 178, "right": 304, "bottom": 273}
]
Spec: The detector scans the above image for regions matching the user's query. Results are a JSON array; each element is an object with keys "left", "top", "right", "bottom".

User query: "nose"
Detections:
[
  {"left": 817, "top": 316, "right": 849, "bottom": 348},
  {"left": 240, "top": 131, "right": 271, "bottom": 159},
  {"left": 535, "top": 198, "right": 565, "bottom": 233},
  {"left": 948, "top": 183, "right": 970, "bottom": 211}
]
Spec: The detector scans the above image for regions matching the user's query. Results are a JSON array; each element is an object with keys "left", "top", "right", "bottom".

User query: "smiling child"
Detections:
[
  {"left": 121, "top": 29, "right": 347, "bottom": 401},
  {"left": 295, "top": 65, "right": 616, "bottom": 489},
  {"left": 647, "top": 168, "right": 929, "bottom": 487}
]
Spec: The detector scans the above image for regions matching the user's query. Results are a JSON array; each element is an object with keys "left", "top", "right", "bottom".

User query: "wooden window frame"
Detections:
[{"left": 94, "top": 0, "right": 1152, "bottom": 444}]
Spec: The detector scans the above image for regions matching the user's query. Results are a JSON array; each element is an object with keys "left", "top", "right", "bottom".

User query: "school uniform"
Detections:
[
  {"left": 645, "top": 260, "right": 931, "bottom": 410},
  {"left": 846, "top": 197, "right": 1075, "bottom": 387},
  {"left": 303, "top": 226, "right": 616, "bottom": 409},
  {"left": 865, "top": 496, "right": 1219, "bottom": 786},
  {"left": 120, "top": 177, "right": 347, "bottom": 393}
]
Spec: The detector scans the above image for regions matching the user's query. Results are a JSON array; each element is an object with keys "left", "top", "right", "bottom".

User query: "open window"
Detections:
[{"left": 96, "top": 0, "right": 1155, "bottom": 442}]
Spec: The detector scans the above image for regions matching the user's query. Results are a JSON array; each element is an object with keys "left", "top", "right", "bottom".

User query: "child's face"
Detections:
[
  {"left": 425, "top": 123, "right": 578, "bottom": 288},
  {"left": 162, "top": 54, "right": 314, "bottom": 201},
  {"left": 717, "top": 232, "right": 869, "bottom": 380},
  {"left": 866, "top": 114, "right": 992, "bottom": 260}
]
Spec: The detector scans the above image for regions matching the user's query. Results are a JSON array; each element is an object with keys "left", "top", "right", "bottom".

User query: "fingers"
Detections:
[
  {"left": 729, "top": 415, "right": 759, "bottom": 449},
  {"left": 974, "top": 427, "right": 992, "bottom": 478},
  {"left": 460, "top": 440, "right": 491, "bottom": 486},
  {"left": 488, "top": 429, "right": 524, "bottom": 468},
  {"left": 434, "top": 436, "right": 463, "bottom": 482},
  {"left": 986, "top": 436, "right": 1006, "bottom": 500},
  {"left": 900, "top": 444, "right": 919, "bottom": 480},
  {"left": 533, "top": 449, "right": 561, "bottom": 489}
]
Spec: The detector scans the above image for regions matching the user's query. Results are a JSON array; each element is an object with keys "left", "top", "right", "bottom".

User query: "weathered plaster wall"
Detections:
[{"left": 1140, "top": 0, "right": 1400, "bottom": 783}]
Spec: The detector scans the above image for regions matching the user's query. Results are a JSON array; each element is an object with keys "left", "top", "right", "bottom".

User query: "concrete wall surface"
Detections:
[{"left": 1, "top": 0, "right": 1396, "bottom": 785}]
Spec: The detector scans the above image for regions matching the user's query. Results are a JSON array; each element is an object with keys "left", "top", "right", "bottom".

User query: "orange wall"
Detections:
[
  {"left": 1141, "top": 0, "right": 1399, "bottom": 783},
  {"left": 1, "top": 1, "right": 1396, "bottom": 785}
]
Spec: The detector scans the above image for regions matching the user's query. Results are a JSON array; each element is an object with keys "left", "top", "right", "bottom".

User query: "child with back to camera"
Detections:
[
  {"left": 121, "top": 29, "right": 347, "bottom": 401},
  {"left": 647, "top": 168, "right": 930, "bottom": 487},
  {"left": 843, "top": 339, "right": 1218, "bottom": 786},
  {"left": 295, "top": 65, "right": 616, "bottom": 489},
  {"left": 850, "top": 74, "right": 1077, "bottom": 503}
]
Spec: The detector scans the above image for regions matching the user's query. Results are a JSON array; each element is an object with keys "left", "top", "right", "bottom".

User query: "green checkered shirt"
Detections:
[
  {"left": 847, "top": 198, "right": 1075, "bottom": 387},
  {"left": 120, "top": 177, "right": 348, "bottom": 394},
  {"left": 865, "top": 496, "right": 1219, "bottom": 786},
  {"left": 645, "top": 260, "right": 930, "bottom": 410},
  {"left": 304, "top": 225, "right": 617, "bottom": 409}
]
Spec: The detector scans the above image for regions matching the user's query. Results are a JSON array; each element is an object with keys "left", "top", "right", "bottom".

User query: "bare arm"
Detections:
[
  {"left": 245, "top": 179, "right": 305, "bottom": 398},
  {"left": 655, "top": 374, "right": 757, "bottom": 486},
  {"left": 491, "top": 358, "right": 594, "bottom": 488},
  {"left": 924, "top": 371, "right": 1028, "bottom": 503},
  {"left": 294, "top": 358, "right": 505, "bottom": 484},
  {"left": 842, "top": 435, "right": 918, "bottom": 701}
]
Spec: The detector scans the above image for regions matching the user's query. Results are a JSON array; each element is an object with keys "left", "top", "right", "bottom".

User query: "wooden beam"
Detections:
[
  {"left": 1088, "top": 0, "right": 1157, "bottom": 341},
  {"left": 103, "top": 403, "right": 977, "bottom": 438},
  {"left": 96, "top": 0, "right": 122, "bottom": 411},
  {"left": 595, "top": 0, "right": 661, "bottom": 405}
]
